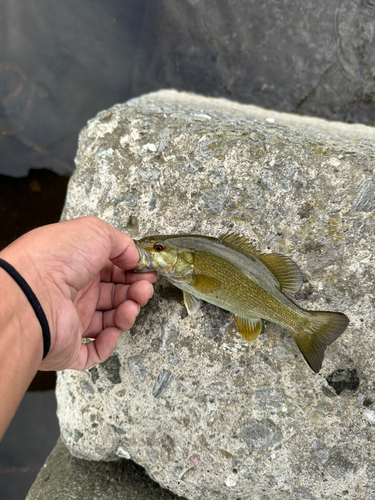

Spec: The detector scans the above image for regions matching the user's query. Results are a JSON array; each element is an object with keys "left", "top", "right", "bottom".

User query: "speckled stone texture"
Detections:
[{"left": 57, "top": 90, "right": 375, "bottom": 500}]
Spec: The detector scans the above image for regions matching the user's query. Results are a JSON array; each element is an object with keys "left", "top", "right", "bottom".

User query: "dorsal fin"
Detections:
[
  {"left": 257, "top": 253, "right": 303, "bottom": 294},
  {"left": 219, "top": 231, "right": 261, "bottom": 256}
]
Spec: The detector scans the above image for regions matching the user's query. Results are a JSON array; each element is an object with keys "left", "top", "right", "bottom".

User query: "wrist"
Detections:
[
  {"left": 0, "top": 240, "right": 53, "bottom": 349},
  {"left": 0, "top": 264, "right": 44, "bottom": 361},
  {"left": 0, "top": 266, "right": 43, "bottom": 439}
]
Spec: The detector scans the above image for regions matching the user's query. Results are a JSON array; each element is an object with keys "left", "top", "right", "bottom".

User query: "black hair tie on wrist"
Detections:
[{"left": 0, "top": 258, "right": 51, "bottom": 359}]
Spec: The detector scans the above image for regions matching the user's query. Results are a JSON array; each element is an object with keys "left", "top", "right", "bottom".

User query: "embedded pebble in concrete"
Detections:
[
  {"left": 160, "top": 324, "right": 179, "bottom": 351},
  {"left": 241, "top": 419, "right": 282, "bottom": 451},
  {"left": 127, "top": 355, "right": 147, "bottom": 384},
  {"left": 101, "top": 354, "right": 121, "bottom": 384},
  {"left": 353, "top": 178, "right": 375, "bottom": 212},
  {"left": 326, "top": 369, "right": 360, "bottom": 395},
  {"left": 153, "top": 369, "right": 175, "bottom": 398},
  {"left": 203, "top": 304, "right": 233, "bottom": 342},
  {"left": 57, "top": 90, "right": 375, "bottom": 499}
]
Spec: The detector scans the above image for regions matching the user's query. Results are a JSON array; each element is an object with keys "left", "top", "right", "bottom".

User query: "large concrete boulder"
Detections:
[{"left": 57, "top": 90, "right": 375, "bottom": 499}]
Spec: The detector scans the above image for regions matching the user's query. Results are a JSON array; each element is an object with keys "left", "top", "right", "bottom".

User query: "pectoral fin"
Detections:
[
  {"left": 183, "top": 291, "right": 201, "bottom": 315},
  {"left": 191, "top": 274, "right": 221, "bottom": 293},
  {"left": 234, "top": 316, "right": 263, "bottom": 342}
]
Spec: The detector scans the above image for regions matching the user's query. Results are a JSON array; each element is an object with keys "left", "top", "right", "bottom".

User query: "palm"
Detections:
[{"left": 27, "top": 217, "right": 157, "bottom": 371}]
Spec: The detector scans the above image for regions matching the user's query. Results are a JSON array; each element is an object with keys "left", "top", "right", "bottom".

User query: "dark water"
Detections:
[
  {"left": 0, "top": 0, "right": 147, "bottom": 177},
  {"left": 0, "top": 392, "right": 60, "bottom": 500},
  {"left": 0, "top": 169, "right": 69, "bottom": 247}
]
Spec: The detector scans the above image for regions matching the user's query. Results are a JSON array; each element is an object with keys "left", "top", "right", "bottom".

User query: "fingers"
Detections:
[
  {"left": 100, "top": 261, "right": 157, "bottom": 285},
  {"left": 83, "top": 296, "right": 145, "bottom": 338},
  {"left": 100, "top": 262, "right": 126, "bottom": 283},
  {"left": 77, "top": 216, "right": 139, "bottom": 269},
  {"left": 124, "top": 270, "right": 157, "bottom": 285},
  {"left": 96, "top": 280, "right": 154, "bottom": 310},
  {"left": 91, "top": 217, "right": 140, "bottom": 270},
  {"left": 71, "top": 300, "right": 141, "bottom": 370},
  {"left": 69, "top": 328, "right": 122, "bottom": 371},
  {"left": 52, "top": 217, "right": 142, "bottom": 285},
  {"left": 112, "top": 300, "right": 141, "bottom": 331}
]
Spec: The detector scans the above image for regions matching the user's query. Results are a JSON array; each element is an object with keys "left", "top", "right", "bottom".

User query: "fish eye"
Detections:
[{"left": 153, "top": 243, "right": 164, "bottom": 252}]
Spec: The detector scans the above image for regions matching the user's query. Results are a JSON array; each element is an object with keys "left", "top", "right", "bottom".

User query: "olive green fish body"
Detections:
[
  {"left": 155, "top": 235, "right": 307, "bottom": 332},
  {"left": 188, "top": 249, "right": 305, "bottom": 331},
  {"left": 135, "top": 232, "right": 349, "bottom": 373}
]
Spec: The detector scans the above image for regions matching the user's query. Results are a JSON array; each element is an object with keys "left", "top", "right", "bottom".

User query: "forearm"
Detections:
[{"left": 0, "top": 267, "right": 43, "bottom": 440}]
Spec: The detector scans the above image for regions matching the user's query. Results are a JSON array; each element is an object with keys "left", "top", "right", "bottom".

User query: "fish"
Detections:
[{"left": 134, "top": 232, "right": 349, "bottom": 373}]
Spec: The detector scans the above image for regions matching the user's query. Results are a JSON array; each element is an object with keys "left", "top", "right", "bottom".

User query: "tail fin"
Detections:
[{"left": 292, "top": 311, "right": 349, "bottom": 373}]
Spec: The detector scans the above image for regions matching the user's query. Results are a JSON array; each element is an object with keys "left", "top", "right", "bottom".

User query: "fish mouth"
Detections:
[{"left": 133, "top": 240, "right": 153, "bottom": 272}]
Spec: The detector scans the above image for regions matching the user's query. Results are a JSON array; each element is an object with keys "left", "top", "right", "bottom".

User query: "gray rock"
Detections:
[
  {"left": 241, "top": 419, "right": 282, "bottom": 451},
  {"left": 128, "top": 355, "right": 147, "bottom": 383},
  {"left": 353, "top": 178, "right": 375, "bottom": 212},
  {"left": 26, "top": 438, "right": 185, "bottom": 500},
  {"left": 3, "top": 0, "right": 375, "bottom": 178},
  {"left": 153, "top": 369, "right": 175, "bottom": 398},
  {"left": 101, "top": 354, "right": 122, "bottom": 384},
  {"left": 293, "top": 489, "right": 316, "bottom": 500},
  {"left": 324, "top": 450, "right": 354, "bottom": 479},
  {"left": 57, "top": 90, "right": 375, "bottom": 499}
]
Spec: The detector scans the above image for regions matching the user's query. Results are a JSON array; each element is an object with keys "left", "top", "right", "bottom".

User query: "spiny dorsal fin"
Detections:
[
  {"left": 258, "top": 253, "right": 303, "bottom": 294},
  {"left": 220, "top": 231, "right": 261, "bottom": 256},
  {"left": 183, "top": 291, "right": 201, "bottom": 316},
  {"left": 234, "top": 316, "right": 263, "bottom": 342}
]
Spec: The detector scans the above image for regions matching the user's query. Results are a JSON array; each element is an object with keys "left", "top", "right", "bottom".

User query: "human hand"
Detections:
[{"left": 0, "top": 216, "right": 156, "bottom": 371}]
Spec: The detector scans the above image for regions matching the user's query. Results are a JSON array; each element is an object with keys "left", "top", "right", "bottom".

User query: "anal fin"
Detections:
[
  {"left": 234, "top": 316, "right": 263, "bottom": 342},
  {"left": 183, "top": 291, "right": 201, "bottom": 316}
]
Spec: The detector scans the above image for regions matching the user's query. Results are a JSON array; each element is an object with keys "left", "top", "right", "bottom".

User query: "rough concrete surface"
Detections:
[
  {"left": 26, "top": 438, "right": 185, "bottom": 500},
  {"left": 57, "top": 90, "right": 375, "bottom": 499}
]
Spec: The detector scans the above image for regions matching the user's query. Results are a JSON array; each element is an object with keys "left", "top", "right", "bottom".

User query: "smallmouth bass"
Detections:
[{"left": 134, "top": 232, "right": 349, "bottom": 373}]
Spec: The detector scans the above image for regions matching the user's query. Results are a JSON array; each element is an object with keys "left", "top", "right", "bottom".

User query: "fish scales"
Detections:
[{"left": 192, "top": 249, "right": 305, "bottom": 332}]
